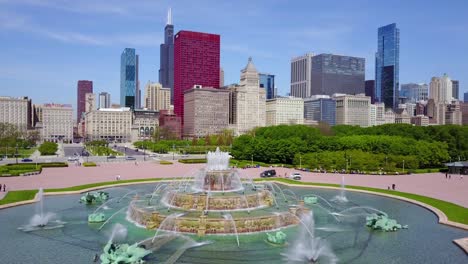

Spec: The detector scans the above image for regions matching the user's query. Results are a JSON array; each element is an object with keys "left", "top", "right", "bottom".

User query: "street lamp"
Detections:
[
  {"left": 15, "top": 143, "right": 18, "bottom": 164},
  {"left": 172, "top": 144, "right": 175, "bottom": 160},
  {"left": 143, "top": 146, "right": 146, "bottom": 161}
]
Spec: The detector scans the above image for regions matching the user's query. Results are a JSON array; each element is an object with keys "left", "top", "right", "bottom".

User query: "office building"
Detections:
[
  {"left": 120, "top": 48, "right": 139, "bottom": 109},
  {"left": 184, "top": 86, "right": 230, "bottom": 137},
  {"left": 395, "top": 109, "right": 411, "bottom": 124},
  {"left": 159, "top": 8, "right": 174, "bottom": 104},
  {"left": 159, "top": 110, "right": 182, "bottom": 139},
  {"left": 400, "top": 83, "right": 428, "bottom": 102},
  {"left": 132, "top": 110, "right": 159, "bottom": 141},
  {"left": 411, "top": 115, "right": 429, "bottom": 126},
  {"left": 77, "top": 80, "right": 93, "bottom": 121},
  {"left": 365, "top": 80, "right": 375, "bottom": 104},
  {"left": 335, "top": 94, "right": 371, "bottom": 127},
  {"left": 311, "top": 54, "right": 365, "bottom": 96},
  {"left": 144, "top": 82, "right": 171, "bottom": 111},
  {"left": 220, "top": 68, "right": 225, "bottom": 87},
  {"left": 290, "top": 53, "right": 313, "bottom": 98},
  {"left": 375, "top": 23, "right": 400, "bottom": 109},
  {"left": 445, "top": 101, "right": 462, "bottom": 125},
  {"left": 174, "top": 30, "right": 220, "bottom": 125},
  {"left": 427, "top": 99, "right": 446, "bottom": 125},
  {"left": 303, "top": 95, "right": 336, "bottom": 126},
  {"left": 0, "top": 96, "right": 31, "bottom": 131},
  {"left": 464, "top": 92, "right": 468, "bottom": 103},
  {"left": 85, "top": 93, "right": 96, "bottom": 113},
  {"left": 429, "top": 74, "right": 452, "bottom": 104},
  {"left": 460, "top": 102, "right": 468, "bottom": 125},
  {"left": 452, "top": 80, "right": 459, "bottom": 100},
  {"left": 266, "top": 97, "right": 304, "bottom": 126},
  {"left": 98, "top": 92, "right": 111, "bottom": 109},
  {"left": 41, "top": 103, "right": 73, "bottom": 143},
  {"left": 259, "top": 73, "right": 276, "bottom": 99},
  {"left": 229, "top": 58, "right": 266, "bottom": 135},
  {"left": 85, "top": 108, "right": 132, "bottom": 142}
]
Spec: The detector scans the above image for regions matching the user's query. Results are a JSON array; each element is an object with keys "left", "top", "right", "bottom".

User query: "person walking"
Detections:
[
  {"left": 392, "top": 184, "right": 396, "bottom": 190},
  {"left": 3, "top": 184, "right": 6, "bottom": 192},
  {"left": 445, "top": 172, "right": 448, "bottom": 179}
]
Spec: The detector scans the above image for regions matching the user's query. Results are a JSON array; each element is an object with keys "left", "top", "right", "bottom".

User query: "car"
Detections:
[
  {"left": 107, "top": 155, "right": 116, "bottom": 159},
  {"left": 67, "top": 157, "right": 79, "bottom": 161},
  {"left": 260, "top": 169, "right": 276, "bottom": 178},
  {"left": 21, "top": 158, "right": 33, "bottom": 162},
  {"left": 125, "top": 156, "right": 136, "bottom": 160},
  {"left": 149, "top": 153, "right": 158, "bottom": 157},
  {"left": 288, "top": 172, "right": 302, "bottom": 180}
]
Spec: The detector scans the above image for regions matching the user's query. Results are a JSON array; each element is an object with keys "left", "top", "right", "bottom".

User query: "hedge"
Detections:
[
  {"left": 178, "top": 159, "right": 207, "bottom": 164},
  {"left": 82, "top": 162, "right": 97, "bottom": 167}
]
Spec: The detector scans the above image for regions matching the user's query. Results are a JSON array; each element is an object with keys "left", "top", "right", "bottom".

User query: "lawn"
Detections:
[
  {"left": 0, "top": 190, "right": 38, "bottom": 205},
  {"left": 86, "top": 146, "right": 122, "bottom": 156}
]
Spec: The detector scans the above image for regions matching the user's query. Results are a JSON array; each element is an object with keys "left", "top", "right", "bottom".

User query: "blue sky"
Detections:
[{"left": 1, "top": 0, "right": 467, "bottom": 109}]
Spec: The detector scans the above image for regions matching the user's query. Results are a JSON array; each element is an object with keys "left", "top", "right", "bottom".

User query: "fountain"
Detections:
[
  {"left": 331, "top": 175, "right": 348, "bottom": 203},
  {"left": 80, "top": 191, "right": 109, "bottom": 204},
  {"left": 18, "top": 188, "right": 65, "bottom": 232},
  {"left": 366, "top": 213, "right": 408, "bottom": 231}
]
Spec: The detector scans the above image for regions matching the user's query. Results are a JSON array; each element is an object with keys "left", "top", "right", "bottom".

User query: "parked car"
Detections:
[
  {"left": 288, "top": 172, "right": 302, "bottom": 180},
  {"left": 125, "top": 156, "right": 136, "bottom": 160},
  {"left": 260, "top": 169, "right": 277, "bottom": 178},
  {"left": 107, "top": 155, "right": 116, "bottom": 159},
  {"left": 67, "top": 156, "right": 79, "bottom": 161},
  {"left": 149, "top": 153, "right": 158, "bottom": 157},
  {"left": 21, "top": 158, "right": 33, "bottom": 162}
]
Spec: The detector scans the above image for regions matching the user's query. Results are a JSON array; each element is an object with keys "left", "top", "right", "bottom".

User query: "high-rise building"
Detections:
[
  {"left": 220, "top": 68, "right": 225, "bottom": 87},
  {"left": 259, "top": 73, "right": 276, "bottom": 99},
  {"left": 174, "top": 30, "right": 220, "bottom": 125},
  {"left": 452, "top": 80, "right": 459, "bottom": 100},
  {"left": 120, "top": 48, "right": 139, "bottom": 109},
  {"left": 159, "top": 110, "right": 182, "bottom": 139},
  {"left": 144, "top": 82, "right": 171, "bottom": 111},
  {"left": 77, "top": 80, "right": 93, "bottom": 121},
  {"left": 183, "top": 86, "right": 229, "bottom": 137},
  {"left": 290, "top": 53, "right": 313, "bottom": 98},
  {"left": 0, "top": 96, "right": 31, "bottom": 131},
  {"left": 465, "top": 92, "right": 468, "bottom": 103},
  {"left": 334, "top": 94, "right": 371, "bottom": 127},
  {"left": 135, "top": 55, "right": 141, "bottom": 109},
  {"left": 159, "top": 8, "right": 174, "bottom": 104},
  {"left": 303, "top": 95, "right": 336, "bottom": 126},
  {"left": 445, "top": 101, "right": 462, "bottom": 125},
  {"left": 266, "top": 97, "right": 304, "bottom": 126},
  {"left": 311, "top": 54, "right": 365, "bottom": 96},
  {"left": 41, "top": 103, "right": 73, "bottom": 143},
  {"left": 429, "top": 74, "right": 452, "bottom": 104},
  {"left": 229, "top": 58, "right": 266, "bottom": 135},
  {"left": 85, "top": 93, "right": 96, "bottom": 113},
  {"left": 365, "top": 80, "right": 375, "bottom": 104},
  {"left": 460, "top": 102, "right": 468, "bottom": 125},
  {"left": 85, "top": 107, "right": 132, "bottom": 142},
  {"left": 98, "top": 92, "right": 111, "bottom": 109},
  {"left": 400, "top": 83, "right": 428, "bottom": 102},
  {"left": 375, "top": 23, "right": 400, "bottom": 109}
]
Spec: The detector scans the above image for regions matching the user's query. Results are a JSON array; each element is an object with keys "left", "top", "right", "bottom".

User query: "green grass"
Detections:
[
  {"left": 178, "top": 159, "right": 206, "bottom": 164},
  {"left": 86, "top": 146, "right": 122, "bottom": 156},
  {"left": 255, "top": 178, "right": 468, "bottom": 225},
  {"left": 159, "top": 160, "right": 173, "bottom": 165},
  {"left": 0, "top": 190, "right": 38, "bottom": 205},
  {"left": 82, "top": 162, "right": 97, "bottom": 167},
  {"left": 411, "top": 168, "right": 446, "bottom": 174},
  {"left": 0, "top": 164, "right": 41, "bottom": 176}
]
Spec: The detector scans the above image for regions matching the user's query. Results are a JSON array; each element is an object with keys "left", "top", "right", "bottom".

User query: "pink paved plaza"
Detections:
[{"left": 0, "top": 161, "right": 467, "bottom": 207}]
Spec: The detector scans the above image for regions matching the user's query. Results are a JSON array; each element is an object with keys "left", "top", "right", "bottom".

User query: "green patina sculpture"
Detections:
[
  {"left": 366, "top": 213, "right": 408, "bottom": 232},
  {"left": 266, "top": 231, "right": 287, "bottom": 245},
  {"left": 304, "top": 196, "right": 318, "bottom": 205},
  {"left": 100, "top": 242, "right": 151, "bottom": 264},
  {"left": 88, "top": 213, "right": 106, "bottom": 223},
  {"left": 80, "top": 191, "right": 109, "bottom": 204}
]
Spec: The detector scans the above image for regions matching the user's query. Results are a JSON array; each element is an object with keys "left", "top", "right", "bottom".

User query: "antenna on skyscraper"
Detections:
[{"left": 167, "top": 7, "right": 173, "bottom": 25}]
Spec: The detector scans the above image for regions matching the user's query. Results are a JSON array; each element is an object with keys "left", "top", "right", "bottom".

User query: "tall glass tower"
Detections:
[
  {"left": 259, "top": 73, "right": 275, "bottom": 99},
  {"left": 375, "top": 23, "right": 400, "bottom": 109},
  {"left": 120, "top": 48, "right": 138, "bottom": 109},
  {"left": 159, "top": 8, "right": 174, "bottom": 104}
]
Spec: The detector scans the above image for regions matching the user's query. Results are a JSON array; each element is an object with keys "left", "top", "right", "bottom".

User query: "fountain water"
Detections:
[
  {"left": 331, "top": 206, "right": 387, "bottom": 217},
  {"left": 223, "top": 213, "right": 240, "bottom": 247},
  {"left": 331, "top": 175, "right": 348, "bottom": 203},
  {"left": 98, "top": 206, "right": 128, "bottom": 231},
  {"left": 151, "top": 213, "right": 185, "bottom": 242},
  {"left": 118, "top": 190, "right": 139, "bottom": 203}
]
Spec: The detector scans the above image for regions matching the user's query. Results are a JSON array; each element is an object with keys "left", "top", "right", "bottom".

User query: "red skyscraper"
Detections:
[
  {"left": 77, "top": 80, "right": 93, "bottom": 122},
  {"left": 174, "top": 30, "right": 220, "bottom": 125}
]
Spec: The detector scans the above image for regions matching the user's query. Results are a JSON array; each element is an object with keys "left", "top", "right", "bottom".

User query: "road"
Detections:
[
  {"left": 112, "top": 145, "right": 145, "bottom": 156},
  {"left": 63, "top": 145, "right": 85, "bottom": 157}
]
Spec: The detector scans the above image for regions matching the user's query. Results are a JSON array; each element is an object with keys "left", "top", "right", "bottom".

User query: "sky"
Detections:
[{"left": 1, "top": 0, "right": 467, "bottom": 110}]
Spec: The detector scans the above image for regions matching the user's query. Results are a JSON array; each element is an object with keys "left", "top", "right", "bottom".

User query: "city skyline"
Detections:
[{"left": 1, "top": 0, "right": 467, "bottom": 109}]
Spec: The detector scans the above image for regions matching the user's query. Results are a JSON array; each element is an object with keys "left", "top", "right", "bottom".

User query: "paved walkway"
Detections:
[{"left": 0, "top": 162, "right": 466, "bottom": 207}]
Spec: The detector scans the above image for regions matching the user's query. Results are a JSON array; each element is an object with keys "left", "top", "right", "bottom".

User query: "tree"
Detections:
[{"left": 38, "top": 142, "right": 58, "bottom": 155}]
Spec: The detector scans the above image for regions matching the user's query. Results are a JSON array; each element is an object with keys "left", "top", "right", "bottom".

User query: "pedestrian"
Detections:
[
  {"left": 449, "top": 174, "right": 451, "bottom": 179},
  {"left": 3, "top": 184, "right": 5, "bottom": 192},
  {"left": 387, "top": 186, "right": 390, "bottom": 190},
  {"left": 445, "top": 172, "right": 448, "bottom": 179},
  {"left": 392, "top": 184, "right": 395, "bottom": 190}
]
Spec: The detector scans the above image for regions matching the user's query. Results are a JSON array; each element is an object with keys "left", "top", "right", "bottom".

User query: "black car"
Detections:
[
  {"left": 260, "top": 169, "right": 276, "bottom": 178},
  {"left": 21, "top": 158, "right": 33, "bottom": 162}
]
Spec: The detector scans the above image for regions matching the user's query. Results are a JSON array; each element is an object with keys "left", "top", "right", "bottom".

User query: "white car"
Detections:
[
  {"left": 67, "top": 156, "right": 79, "bottom": 161},
  {"left": 288, "top": 172, "right": 302, "bottom": 180}
]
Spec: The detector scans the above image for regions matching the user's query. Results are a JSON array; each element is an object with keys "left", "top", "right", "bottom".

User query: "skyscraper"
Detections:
[
  {"left": 311, "top": 53, "right": 365, "bottom": 96},
  {"left": 174, "top": 30, "right": 220, "bottom": 125},
  {"left": 304, "top": 95, "right": 336, "bottom": 126},
  {"left": 98, "top": 92, "right": 111, "bottom": 109},
  {"left": 365, "top": 80, "right": 375, "bottom": 104},
  {"left": 429, "top": 74, "right": 453, "bottom": 103},
  {"left": 259, "top": 73, "right": 275, "bottom": 99},
  {"left": 159, "top": 8, "right": 174, "bottom": 104},
  {"left": 290, "top": 53, "right": 313, "bottom": 98},
  {"left": 375, "top": 23, "right": 400, "bottom": 109},
  {"left": 120, "top": 48, "right": 138, "bottom": 109},
  {"left": 464, "top": 92, "right": 468, "bottom": 103},
  {"left": 77, "top": 80, "right": 93, "bottom": 121},
  {"left": 400, "top": 83, "right": 428, "bottom": 102},
  {"left": 452, "top": 80, "right": 459, "bottom": 100}
]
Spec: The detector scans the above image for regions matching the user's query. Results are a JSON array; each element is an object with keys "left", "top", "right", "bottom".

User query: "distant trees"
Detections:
[{"left": 38, "top": 142, "right": 58, "bottom": 155}]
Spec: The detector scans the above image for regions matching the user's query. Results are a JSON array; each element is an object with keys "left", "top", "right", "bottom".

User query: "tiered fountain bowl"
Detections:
[{"left": 128, "top": 148, "right": 307, "bottom": 236}]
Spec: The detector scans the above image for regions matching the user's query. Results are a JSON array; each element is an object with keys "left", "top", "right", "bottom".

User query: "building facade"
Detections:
[
  {"left": 460, "top": 102, "right": 468, "bottom": 125},
  {"left": 303, "top": 95, "right": 336, "bottom": 126},
  {"left": 184, "top": 86, "right": 229, "bottom": 137},
  {"left": 411, "top": 115, "right": 429, "bottom": 126},
  {"left": 159, "top": 8, "right": 174, "bottom": 104},
  {"left": 375, "top": 23, "right": 400, "bottom": 109},
  {"left": 85, "top": 108, "right": 132, "bottom": 142},
  {"left": 144, "top": 82, "right": 171, "bottom": 111},
  {"left": 229, "top": 58, "right": 266, "bottom": 135},
  {"left": 445, "top": 101, "right": 462, "bottom": 125},
  {"left": 290, "top": 53, "right": 313, "bottom": 98},
  {"left": 430, "top": 74, "right": 453, "bottom": 104},
  {"left": 85, "top": 93, "right": 96, "bottom": 113},
  {"left": 120, "top": 48, "right": 139, "bottom": 109},
  {"left": 98, "top": 92, "right": 111, "bottom": 109},
  {"left": 132, "top": 110, "right": 159, "bottom": 141},
  {"left": 41, "top": 104, "right": 73, "bottom": 143},
  {"left": 0, "top": 96, "right": 31, "bottom": 131},
  {"left": 266, "top": 97, "right": 304, "bottom": 126},
  {"left": 159, "top": 110, "right": 182, "bottom": 139},
  {"left": 174, "top": 30, "right": 220, "bottom": 125},
  {"left": 400, "top": 83, "right": 428, "bottom": 102},
  {"left": 365, "top": 80, "right": 375, "bottom": 104},
  {"left": 259, "top": 73, "right": 275, "bottom": 100},
  {"left": 311, "top": 54, "right": 365, "bottom": 96},
  {"left": 464, "top": 92, "right": 468, "bottom": 103},
  {"left": 77, "top": 80, "right": 93, "bottom": 121},
  {"left": 335, "top": 94, "right": 371, "bottom": 127},
  {"left": 452, "top": 80, "right": 459, "bottom": 100}
]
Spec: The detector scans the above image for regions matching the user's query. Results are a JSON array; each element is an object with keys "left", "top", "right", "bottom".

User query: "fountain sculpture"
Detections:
[
  {"left": 366, "top": 213, "right": 408, "bottom": 231},
  {"left": 100, "top": 224, "right": 151, "bottom": 263},
  {"left": 80, "top": 191, "right": 109, "bottom": 204}
]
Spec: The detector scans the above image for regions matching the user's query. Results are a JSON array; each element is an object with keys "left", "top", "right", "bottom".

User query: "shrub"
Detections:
[
  {"left": 159, "top": 160, "right": 173, "bottom": 165},
  {"left": 178, "top": 159, "right": 207, "bottom": 164},
  {"left": 82, "top": 162, "right": 97, "bottom": 167},
  {"left": 38, "top": 142, "right": 58, "bottom": 155}
]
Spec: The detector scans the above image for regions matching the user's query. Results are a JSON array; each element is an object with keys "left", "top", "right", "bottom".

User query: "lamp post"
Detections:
[
  {"left": 143, "top": 146, "right": 146, "bottom": 161},
  {"left": 172, "top": 144, "right": 175, "bottom": 160},
  {"left": 15, "top": 143, "right": 18, "bottom": 164}
]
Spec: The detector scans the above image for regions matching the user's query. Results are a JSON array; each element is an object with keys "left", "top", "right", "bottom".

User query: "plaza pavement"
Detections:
[{"left": 0, "top": 161, "right": 466, "bottom": 208}]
